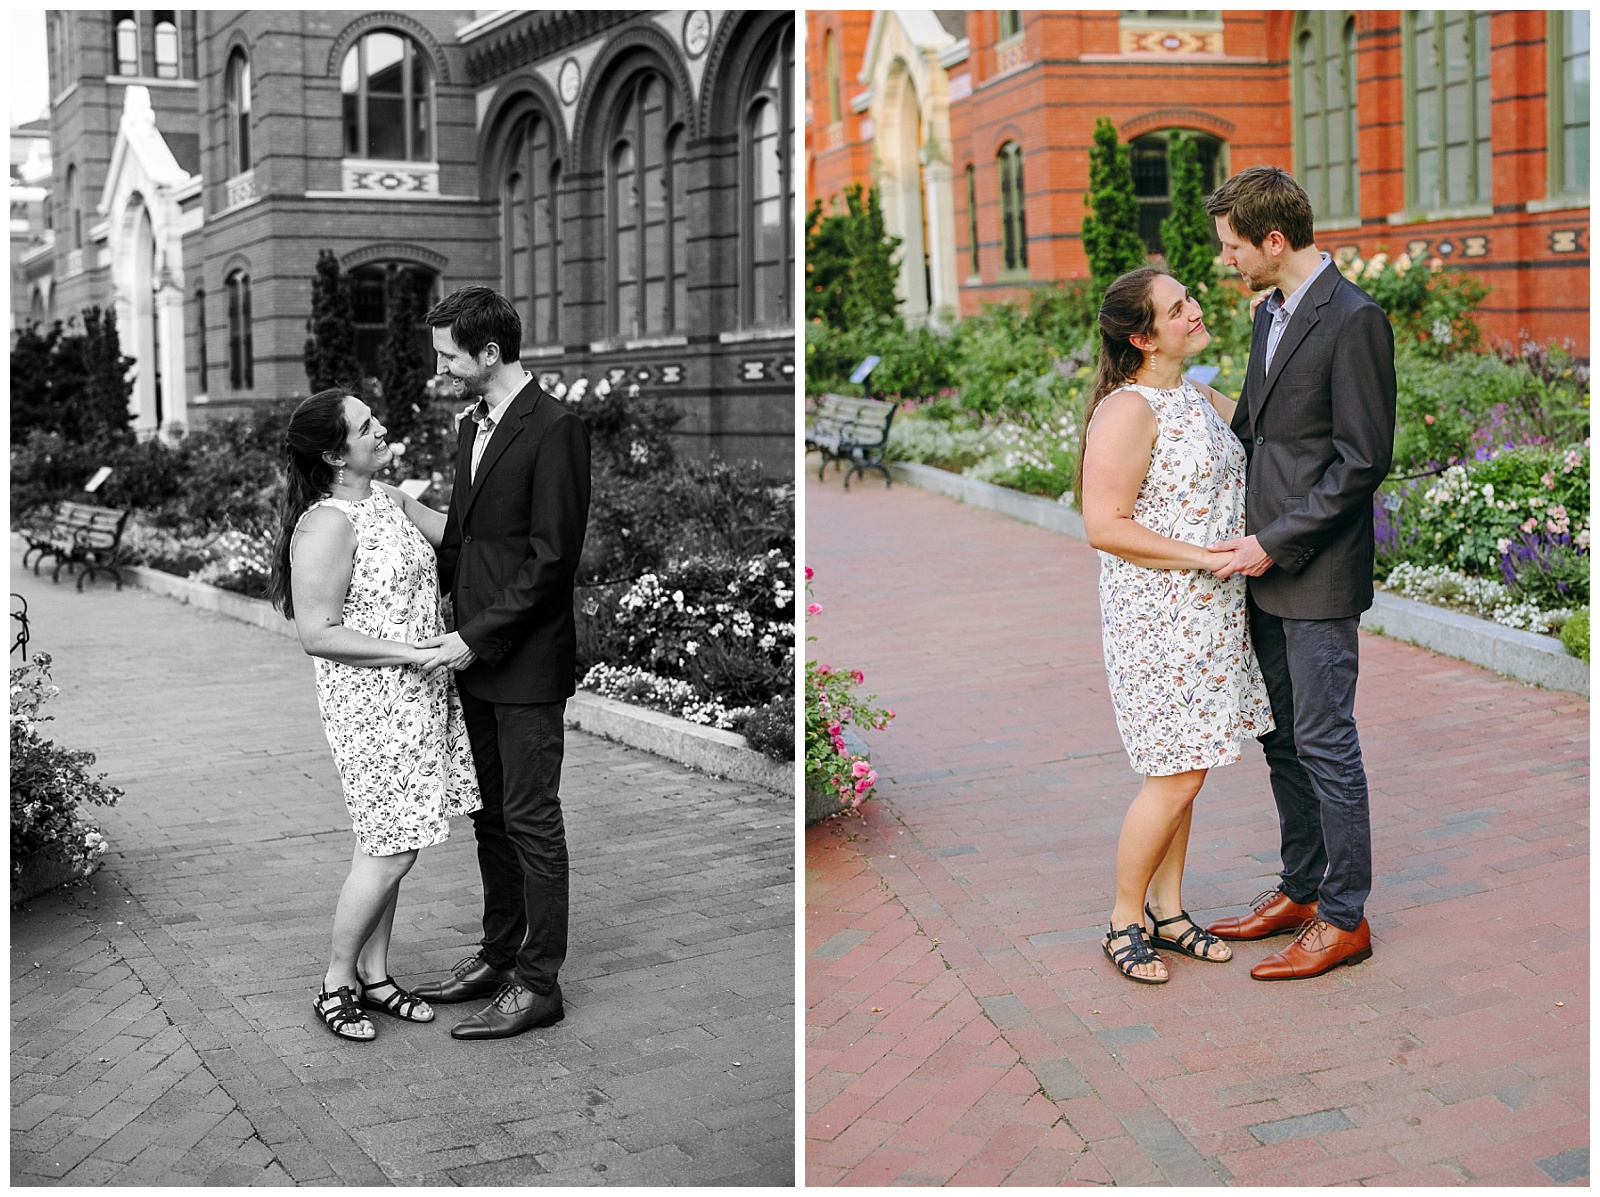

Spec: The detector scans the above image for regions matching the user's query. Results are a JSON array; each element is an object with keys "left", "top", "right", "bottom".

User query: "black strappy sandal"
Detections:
[
  {"left": 1145, "top": 905, "right": 1232, "bottom": 963},
  {"left": 359, "top": 975, "right": 435, "bottom": 1022},
  {"left": 314, "top": 985, "right": 376, "bottom": 1042},
  {"left": 1103, "top": 922, "right": 1168, "bottom": 984}
]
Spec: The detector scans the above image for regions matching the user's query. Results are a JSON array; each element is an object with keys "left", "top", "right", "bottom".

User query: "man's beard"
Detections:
[{"left": 455, "top": 367, "right": 492, "bottom": 399}]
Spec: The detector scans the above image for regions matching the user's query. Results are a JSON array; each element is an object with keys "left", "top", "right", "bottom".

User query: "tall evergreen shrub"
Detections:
[
  {"left": 303, "top": 249, "right": 363, "bottom": 394},
  {"left": 377, "top": 267, "right": 429, "bottom": 446},
  {"left": 805, "top": 183, "right": 902, "bottom": 332},
  {"left": 1081, "top": 118, "right": 1147, "bottom": 305},
  {"left": 1158, "top": 132, "right": 1218, "bottom": 298}
]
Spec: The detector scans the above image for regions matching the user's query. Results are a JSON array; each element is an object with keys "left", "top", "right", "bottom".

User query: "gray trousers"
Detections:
[{"left": 1248, "top": 596, "right": 1372, "bottom": 931}]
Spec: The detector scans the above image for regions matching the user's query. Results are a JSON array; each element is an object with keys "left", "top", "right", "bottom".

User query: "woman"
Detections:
[
  {"left": 266, "top": 389, "right": 480, "bottom": 1040},
  {"left": 1078, "top": 268, "right": 1274, "bottom": 984}
]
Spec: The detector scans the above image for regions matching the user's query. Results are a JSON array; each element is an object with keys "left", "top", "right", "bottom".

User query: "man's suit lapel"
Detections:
[
  {"left": 1250, "top": 263, "right": 1339, "bottom": 422},
  {"left": 461, "top": 380, "right": 541, "bottom": 521}
]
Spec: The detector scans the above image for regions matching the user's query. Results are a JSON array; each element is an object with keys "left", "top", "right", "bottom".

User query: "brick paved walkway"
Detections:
[
  {"left": 10, "top": 552, "right": 793, "bottom": 1186},
  {"left": 805, "top": 466, "right": 1588, "bottom": 1186}
]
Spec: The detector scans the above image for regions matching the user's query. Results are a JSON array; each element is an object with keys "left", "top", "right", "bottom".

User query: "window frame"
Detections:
[
  {"left": 113, "top": 11, "right": 139, "bottom": 76},
  {"left": 824, "top": 29, "right": 842, "bottom": 126},
  {"left": 226, "top": 270, "right": 253, "bottom": 391},
  {"left": 1547, "top": 10, "right": 1589, "bottom": 200},
  {"left": 608, "top": 70, "right": 687, "bottom": 339},
  {"left": 502, "top": 111, "right": 562, "bottom": 348},
  {"left": 745, "top": 24, "right": 795, "bottom": 330},
  {"left": 997, "top": 12, "right": 1024, "bottom": 43},
  {"left": 341, "top": 31, "right": 436, "bottom": 163},
  {"left": 153, "top": 11, "right": 179, "bottom": 79},
  {"left": 226, "top": 49, "right": 252, "bottom": 179},
  {"left": 998, "top": 140, "right": 1028, "bottom": 277},
  {"left": 1291, "top": 12, "right": 1360, "bottom": 223},
  {"left": 195, "top": 286, "right": 207, "bottom": 393},
  {"left": 965, "top": 163, "right": 980, "bottom": 279},
  {"left": 1403, "top": 10, "right": 1492, "bottom": 216}
]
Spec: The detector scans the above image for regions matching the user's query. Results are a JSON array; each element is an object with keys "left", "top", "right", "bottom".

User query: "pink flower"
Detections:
[
  {"left": 850, "top": 669, "right": 864, "bottom": 684},
  {"left": 1424, "top": 414, "right": 1435, "bottom": 425},
  {"left": 804, "top": 566, "right": 814, "bottom": 580},
  {"left": 807, "top": 603, "right": 823, "bottom": 615},
  {"left": 1543, "top": 472, "right": 1557, "bottom": 490},
  {"left": 827, "top": 721, "right": 842, "bottom": 737},
  {"left": 831, "top": 735, "right": 847, "bottom": 754},
  {"left": 886, "top": 709, "right": 895, "bottom": 718},
  {"left": 818, "top": 664, "right": 834, "bottom": 675},
  {"left": 851, "top": 760, "right": 872, "bottom": 777},
  {"left": 854, "top": 777, "right": 874, "bottom": 794}
]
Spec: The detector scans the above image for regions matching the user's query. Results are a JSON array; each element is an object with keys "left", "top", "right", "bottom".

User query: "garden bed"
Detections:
[{"left": 873, "top": 459, "right": 1588, "bottom": 697}]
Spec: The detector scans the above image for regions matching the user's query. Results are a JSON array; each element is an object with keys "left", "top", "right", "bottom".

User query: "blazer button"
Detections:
[
  {"left": 1256, "top": 436, "right": 1265, "bottom": 445},
  {"left": 464, "top": 534, "right": 473, "bottom": 544}
]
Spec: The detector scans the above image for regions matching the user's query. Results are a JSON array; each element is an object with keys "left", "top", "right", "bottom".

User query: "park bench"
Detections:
[
  {"left": 806, "top": 393, "right": 897, "bottom": 490},
  {"left": 21, "top": 501, "right": 132, "bottom": 591}
]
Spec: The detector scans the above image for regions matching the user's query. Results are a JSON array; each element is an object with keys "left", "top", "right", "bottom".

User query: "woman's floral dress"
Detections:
[
  {"left": 1095, "top": 381, "right": 1274, "bottom": 776},
  {"left": 298, "top": 490, "right": 480, "bottom": 855}
]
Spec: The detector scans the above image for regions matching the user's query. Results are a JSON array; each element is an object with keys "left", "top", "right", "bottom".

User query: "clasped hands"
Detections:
[
  {"left": 411, "top": 631, "right": 477, "bottom": 673},
  {"left": 1203, "top": 535, "right": 1273, "bottom": 579}
]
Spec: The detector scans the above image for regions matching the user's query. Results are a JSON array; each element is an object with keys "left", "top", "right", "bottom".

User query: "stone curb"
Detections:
[
  {"left": 883, "top": 461, "right": 1589, "bottom": 697},
  {"left": 118, "top": 563, "right": 792, "bottom": 793}
]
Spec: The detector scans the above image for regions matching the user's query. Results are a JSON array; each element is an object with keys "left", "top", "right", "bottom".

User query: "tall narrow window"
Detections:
[
  {"left": 1408, "top": 11, "right": 1491, "bottom": 211},
  {"left": 341, "top": 31, "right": 434, "bottom": 161},
  {"left": 66, "top": 164, "right": 81, "bottom": 250},
  {"left": 824, "top": 30, "right": 841, "bottom": 124},
  {"left": 748, "top": 26, "right": 794, "bottom": 328},
  {"left": 965, "top": 164, "right": 980, "bottom": 277},
  {"left": 113, "top": 11, "right": 138, "bottom": 76},
  {"left": 195, "top": 287, "right": 207, "bottom": 393},
  {"left": 998, "top": 142, "right": 1027, "bottom": 273},
  {"left": 611, "top": 72, "right": 684, "bottom": 338},
  {"left": 1295, "top": 13, "right": 1359, "bottom": 221},
  {"left": 154, "top": 12, "right": 179, "bottom": 79},
  {"left": 1130, "top": 130, "right": 1224, "bottom": 253},
  {"left": 503, "top": 113, "right": 561, "bottom": 346},
  {"left": 998, "top": 11, "right": 1023, "bottom": 40},
  {"left": 1550, "top": 11, "right": 1589, "bottom": 198},
  {"left": 226, "top": 50, "right": 252, "bottom": 177},
  {"left": 226, "top": 271, "right": 253, "bottom": 390}
]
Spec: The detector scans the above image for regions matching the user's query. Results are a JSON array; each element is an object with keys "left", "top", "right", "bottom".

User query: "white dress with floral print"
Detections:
[
  {"left": 1096, "top": 381, "right": 1274, "bottom": 776},
  {"left": 299, "top": 490, "right": 480, "bottom": 855}
]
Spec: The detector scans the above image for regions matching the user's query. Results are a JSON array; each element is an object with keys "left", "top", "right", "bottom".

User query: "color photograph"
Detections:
[{"left": 804, "top": 9, "right": 1588, "bottom": 1186}]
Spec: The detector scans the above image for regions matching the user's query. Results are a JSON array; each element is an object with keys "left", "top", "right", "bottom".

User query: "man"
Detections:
[
  {"left": 1202, "top": 167, "right": 1396, "bottom": 981},
  {"left": 412, "top": 285, "right": 592, "bottom": 1037}
]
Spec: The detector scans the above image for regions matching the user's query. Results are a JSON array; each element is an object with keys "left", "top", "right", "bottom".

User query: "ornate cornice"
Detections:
[{"left": 464, "top": 11, "right": 639, "bottom": 86}]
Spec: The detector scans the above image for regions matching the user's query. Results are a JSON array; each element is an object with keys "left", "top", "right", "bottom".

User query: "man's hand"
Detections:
[
  {"left": 414, "top": 631, "right": 478, "bottom": 673},
  {"left": 1208, "top": 535, "right": 1274, "bottom": 579}
]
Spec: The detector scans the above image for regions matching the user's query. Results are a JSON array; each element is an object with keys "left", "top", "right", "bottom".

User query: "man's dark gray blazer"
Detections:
[
  {"left": 438, "top": 378, "right": 592, "bottom": 700},
  {"left": 1231, "top": 264, "right": 1396, "bottom": 614}
]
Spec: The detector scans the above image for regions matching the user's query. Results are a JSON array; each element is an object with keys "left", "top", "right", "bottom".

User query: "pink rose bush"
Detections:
[{"left": 805, "top": 571, "right": 894, "bottom": 811}]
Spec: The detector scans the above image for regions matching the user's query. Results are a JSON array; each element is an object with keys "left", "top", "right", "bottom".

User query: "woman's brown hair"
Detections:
[{"left": 1076, "top": 266, "right": 1165, "bottom": 496}]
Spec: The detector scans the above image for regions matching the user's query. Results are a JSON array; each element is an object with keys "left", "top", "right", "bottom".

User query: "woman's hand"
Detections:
[
  {"left": 1249, "top": 290, "right": 1269, "bottom": 320},
  {"left": 1197, "top": 547, "right": 1241, "bottom": 576}
]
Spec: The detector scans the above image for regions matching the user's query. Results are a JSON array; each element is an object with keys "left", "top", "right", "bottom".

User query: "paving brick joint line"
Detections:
[
  {"left": 12, "top": 556, "right": 795, "bottom": 1187},
  {"left": 804, "top": 469, "right": 1588, "bottom": 1187}
]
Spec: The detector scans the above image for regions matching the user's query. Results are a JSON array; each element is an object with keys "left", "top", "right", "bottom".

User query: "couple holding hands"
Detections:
[
  {"left": 266, "top": 285, "right": 592, "bottom": 1043},
  {"left": 1081, "top": 167, "right": 1397, "bottom": 986}
]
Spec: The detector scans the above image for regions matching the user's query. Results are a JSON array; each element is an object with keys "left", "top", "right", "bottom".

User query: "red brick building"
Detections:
[
  {"left": 35, "top": 10, "right": 796, "bottom": 472},
  {"left": 805, "top": 10, "right": 1589, "bottom": 353}
]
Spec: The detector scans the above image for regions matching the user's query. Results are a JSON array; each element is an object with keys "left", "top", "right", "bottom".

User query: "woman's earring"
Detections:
[{"left": 336, "top": 464, "right": 345, "bottom": 487}]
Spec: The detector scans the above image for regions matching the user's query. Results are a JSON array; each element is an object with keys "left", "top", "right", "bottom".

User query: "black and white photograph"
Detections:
[{"left": 11, "top": 8, "right": 796, "bottom": 1185}]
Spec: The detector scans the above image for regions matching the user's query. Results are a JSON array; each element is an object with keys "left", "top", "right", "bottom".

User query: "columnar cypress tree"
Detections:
[
  {"left": 79, "top": 306, "right": 136, "bottom": 443},
  {"left": 1159, "top": 132, "right": 1218, "bottom": 297},
  {"left": 1081, "top": 117, "right": 1147, "bottom": 304},
  {"left": 805, "top": 183, "right": 902, "bottom": 331},
  {"left": 377, "top": 267, "right": 429, "bottom": 447},
  {"left": 303, "top": 249, "right": 363, "bottom": 394}
]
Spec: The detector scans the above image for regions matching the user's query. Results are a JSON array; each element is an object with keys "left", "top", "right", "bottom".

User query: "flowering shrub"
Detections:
[
  {"left": 804, "top": 570, "right": 894, "bottom": 810},
  {"left": 962, "top": 408, "right": 1082, "bottom": 500},
  {"left": 10, "top": 653, "right": 122, "bottom": 882},
  {"left": 581, "top": 663, "right": 742, "bottom": 729},
  {"left": 1337, "top": 249, "right": 1489, "bottom": 358},
  {"left": 1381, "top": 562, "right": 1574, "bottom": 635}
]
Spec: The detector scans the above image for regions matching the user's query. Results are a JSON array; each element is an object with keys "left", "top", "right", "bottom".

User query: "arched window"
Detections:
[
  {"left": 1130, "top": 130, "right": 1224, "bottom": 253},
  {"left": 349, "top": 262, "right": 439, "bottom": 375},
  {"left": 195, "top": 287, "right": 208, "bottom": 393},
  {"left": 611, "top": 71, "right": 685, "bottom": 338},
  {"left": 1295, "top": 13, "right": 1359, "bottom": 221},
  {"left": 748, "top": 26, "right": 794, "bottom": 328},
  {"left": 154, "top": 11, "right": 179, "bottom": 79},
  {"left": 824, "top": 30, "right": 841, "bottom": 125},
  {"left": 65, "top": 164, "right": 81, "bottom": 250},
  {"left": 226, "top": 270, "right": 253, "bottom": 390},
  {"left": 965, "top": 164, "right": 980, "bottom": 278},
  {"left": 1406, "top": 10, "right": 1490, "bottom": 210},
  {"left": 226, "top": 49, "right": 252, "bottom": 178},
  {"left": 1549, "top": 10, "right": 1589, "bottom": 198},
  {"left": 113, "top": 11, "right": 138, "bottom": 76},
  {"left": 341, "top": 31, "right": 434, "bottom": 161},
  {"left": 998, "top": 141, "right": 1027, "bottom": 274},
  {"left": 503, "top": 113, "right": 561, "bottom": 347}
]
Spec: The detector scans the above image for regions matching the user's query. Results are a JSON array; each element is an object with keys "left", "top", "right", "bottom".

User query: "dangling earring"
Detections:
[{"left": 336, "top": 464, "right": 345, "bottom": 488}]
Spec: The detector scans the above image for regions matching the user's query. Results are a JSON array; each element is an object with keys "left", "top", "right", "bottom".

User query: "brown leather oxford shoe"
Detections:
[
  {"left": 1250, "top": 918, "right": 1372, "bottom": 981},
  {"left": 1206, "top": 889, "right": 1319, "bottom": 941}
]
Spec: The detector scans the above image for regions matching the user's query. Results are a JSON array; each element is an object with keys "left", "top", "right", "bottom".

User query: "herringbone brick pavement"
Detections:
[
  {"left": 11, "top": 551, "right": 794, "bottom": 1186},
  {"left": 805, "top": 466, "right": 1588, "bottom": 1186}
]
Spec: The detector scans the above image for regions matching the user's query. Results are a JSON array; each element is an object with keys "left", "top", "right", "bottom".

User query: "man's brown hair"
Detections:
[{"left": 1204, "top": 165, "right": 1315, "bottom": 250}]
